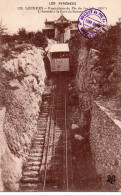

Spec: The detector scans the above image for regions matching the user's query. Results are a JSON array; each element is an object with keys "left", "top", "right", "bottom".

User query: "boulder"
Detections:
[
  {"left": 71, "top": 124, "right": 79, "bottom": 130},
  {"left": 8, "top": 79, "right": 20, "bottom": 89},
  {"left": 75, "top": 134, "right": 84, "bottom": 142}
]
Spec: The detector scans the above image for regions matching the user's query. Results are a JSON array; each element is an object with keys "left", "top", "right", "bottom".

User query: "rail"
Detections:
[
  {"left": 65, "top": 90, "right": 69, "bottom": 191},
  {"left": 42, "top": 75, "right": 69, "bottom": 191}
]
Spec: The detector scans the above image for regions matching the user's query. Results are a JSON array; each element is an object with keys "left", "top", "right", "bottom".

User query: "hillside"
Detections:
[{"left": 69, "top": 21, "right": 121, "bottom": 119}]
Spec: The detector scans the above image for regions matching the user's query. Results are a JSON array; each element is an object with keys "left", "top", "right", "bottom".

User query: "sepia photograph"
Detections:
[{"left": 0, "top": 0, "right": 121, "bottom": 192}]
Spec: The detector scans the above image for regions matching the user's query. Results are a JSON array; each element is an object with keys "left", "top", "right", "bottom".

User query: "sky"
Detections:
[{"left": 0, "top": 0, "right": 121, "bottom": 34}]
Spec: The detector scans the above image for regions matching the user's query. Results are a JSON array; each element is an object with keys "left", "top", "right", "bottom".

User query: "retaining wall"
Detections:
[{"left": 90, "top": 101, "right": 121, "bottom": 190}]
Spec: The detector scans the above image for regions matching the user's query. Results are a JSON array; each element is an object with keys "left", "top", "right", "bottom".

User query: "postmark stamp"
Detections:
[{"left": 77, "top": 8, "right": 107, "bottom": 38}]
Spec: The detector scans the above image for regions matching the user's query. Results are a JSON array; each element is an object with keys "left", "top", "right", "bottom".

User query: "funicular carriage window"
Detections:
[{"left": 52, "top": 52, "right": 69, "bottom": 58}]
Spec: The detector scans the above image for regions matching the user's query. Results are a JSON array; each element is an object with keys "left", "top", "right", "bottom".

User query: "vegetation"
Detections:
[
  {"left": 69, "top": 21, "right": 121, "bottom": 97},
  {"left": 86, "top": 22, "right": 120, "bottom": 90},
  {"left": 0, "top": 25, "right": 48, "bottom": 62},
  {"left": 2, "top": 27, "right": 48, "bottom": 48}
]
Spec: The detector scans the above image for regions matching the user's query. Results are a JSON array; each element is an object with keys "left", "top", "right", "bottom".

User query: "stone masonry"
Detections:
[{"left": 90, "top": 101, "right": 121, "bottom": 191}]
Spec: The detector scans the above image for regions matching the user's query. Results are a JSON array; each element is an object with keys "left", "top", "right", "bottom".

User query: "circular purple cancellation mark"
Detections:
[{"left": 77, "top": 8, "right": 107, "bottom": 38}]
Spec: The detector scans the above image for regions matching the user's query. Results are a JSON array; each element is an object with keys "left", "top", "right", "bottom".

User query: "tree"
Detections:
[
  {"left": 18, "top": 28, "right": 27, "bottom": 42},
  {"left": 0, "top": 20, "right": 7, "bottom": 35},
  {"left": 32, "top": 31, "right": 48, "bottom": 48},
  {"left": 27, "top": 31, "right": 35, "bottom": 43}
]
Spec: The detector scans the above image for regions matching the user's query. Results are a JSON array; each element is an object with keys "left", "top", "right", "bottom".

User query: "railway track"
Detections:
[
  {"left": 40, "top": 76, "right": 73, "bottom": 191},
  {"left": 19, "top": 75, "right": 73, "bottom": 192}
]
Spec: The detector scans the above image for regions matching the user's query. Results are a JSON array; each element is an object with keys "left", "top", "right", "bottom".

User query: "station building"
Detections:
[{"left": 42, "top": 15, "right": 78, "bottom": 43}]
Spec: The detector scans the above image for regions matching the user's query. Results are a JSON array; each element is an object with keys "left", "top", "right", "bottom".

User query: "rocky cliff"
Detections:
[
  {"left": 0, "top": 46, "right": 46, "bottom": 191},
  {"left": 75, "top": 47, "right": 103, "bottom": 137}
]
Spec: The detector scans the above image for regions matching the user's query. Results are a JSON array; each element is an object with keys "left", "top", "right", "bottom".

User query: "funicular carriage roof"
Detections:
[{"left": 49, "top": 43, "right": 69, "bottom": 53}]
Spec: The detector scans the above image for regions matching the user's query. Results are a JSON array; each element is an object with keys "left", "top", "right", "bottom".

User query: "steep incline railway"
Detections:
[
  {"left": 40, "top": 75, "right": 73, "bottom": 191},
  {"left": 19, "top": 74, "right": 73, "bottom": 191}
]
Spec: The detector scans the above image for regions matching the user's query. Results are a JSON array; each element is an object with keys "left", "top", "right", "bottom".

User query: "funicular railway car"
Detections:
[{"left": 49, "top": 43, "right": 70, "bottom": 72}]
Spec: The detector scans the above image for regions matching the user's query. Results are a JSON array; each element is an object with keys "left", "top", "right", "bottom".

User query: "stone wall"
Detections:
[
  {"left": 90, "top": 101, "right": 121, "bottom": 191},
  {"left": 0, "top": 46, "right": 46, "bottom": 191}
]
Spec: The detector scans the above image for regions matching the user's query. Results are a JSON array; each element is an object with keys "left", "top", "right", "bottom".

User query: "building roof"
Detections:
[
  {"left": 45, "top": 21, "right": 54, "bottom": 24},
  {"left": 49, "top": 43, "right": 69, "bottom": 52},
  {"left": 71, "top": 21, "right": 78, "bottom": 23},
  {"left": 45, "top": 15, "right": 75, "bottom": 25},
  {"left": 56, "top": 15, "right": 69, "bottom": 23}
]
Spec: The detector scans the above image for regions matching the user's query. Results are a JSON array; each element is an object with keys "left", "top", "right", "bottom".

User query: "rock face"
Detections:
[
  {"left": 0, "top": 46, "right": 46, "bottom": 191},
  {"left": 76, "top": 47, "right": 103, "bottom": 137},
  {"left": 1, "top": 148, "right": 22, "bottom": 191},
  {"left": 0, "top": 108, "right": 6, "bottom": 191}
]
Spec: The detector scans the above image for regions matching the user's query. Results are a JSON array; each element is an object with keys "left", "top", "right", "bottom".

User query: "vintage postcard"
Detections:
[{"left": 0, "top": 0, "right": 121, "bottom": 192}]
